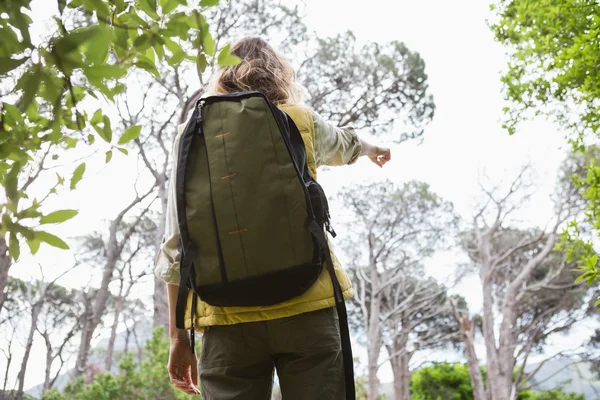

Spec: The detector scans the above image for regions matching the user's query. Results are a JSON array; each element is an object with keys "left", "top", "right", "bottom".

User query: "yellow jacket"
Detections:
[{"left": 155, "top": 104, "right": 360, "bottom": 329}]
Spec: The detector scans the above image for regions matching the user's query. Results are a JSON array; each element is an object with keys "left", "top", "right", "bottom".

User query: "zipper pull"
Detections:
[
  {"left": 195, "top": 101, "right": 205, "bottom": 131},
  {"left": 326, "top": 221, "right": 337, "bottom": 238}
]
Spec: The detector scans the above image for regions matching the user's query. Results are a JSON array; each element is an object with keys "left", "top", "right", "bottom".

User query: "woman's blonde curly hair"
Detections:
[{"left": 206, "top": 37, "right": 301, "bottom": 105}]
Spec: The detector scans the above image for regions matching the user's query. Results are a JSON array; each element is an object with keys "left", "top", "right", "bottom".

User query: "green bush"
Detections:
[
  {"left": 41, "top": 327, "right": 201, "bottom": 400},
  {"left": 410, "top": 363, "right": 582, "bottom": 400}
]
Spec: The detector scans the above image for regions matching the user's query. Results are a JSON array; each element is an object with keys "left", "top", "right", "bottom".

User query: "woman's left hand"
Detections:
[{"left": 168, "top": 337, "right": 202, "bottom": 396}]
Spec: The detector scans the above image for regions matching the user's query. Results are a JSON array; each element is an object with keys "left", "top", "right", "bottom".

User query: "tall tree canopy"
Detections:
[
  {"left": 0, "top": 0, "right": 239, "bottom": 261},
  {"left": 490, "top": 0, "right": 600, "bottom": 285}
]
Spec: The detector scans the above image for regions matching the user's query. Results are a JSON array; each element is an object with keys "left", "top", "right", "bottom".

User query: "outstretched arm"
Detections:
[{"left": 313, "top": 111, "right": 391, "bottom": 168}]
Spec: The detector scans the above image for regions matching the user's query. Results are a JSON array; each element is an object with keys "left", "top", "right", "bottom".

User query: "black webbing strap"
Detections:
[
  {"left": 308, "top": 220, "right": 356, "bottom": 400},
  {"left": 175, "top": 243, "right": 196, "bottom": 329},
  {"left": 190, "top": 292, "right": 197, "bottom": 355}
]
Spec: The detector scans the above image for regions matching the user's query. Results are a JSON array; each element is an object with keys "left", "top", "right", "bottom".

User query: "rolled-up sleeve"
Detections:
[
  {"left": 312, "top": 111, "right": 362, "bottom": 167},
  {"left": 154, "top": 122, "right": 188, "bottom": 286}
]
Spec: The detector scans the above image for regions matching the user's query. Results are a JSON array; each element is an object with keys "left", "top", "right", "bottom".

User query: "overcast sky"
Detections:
[{"left": 3, "top": 0, "right": 594, "bottom": 391}]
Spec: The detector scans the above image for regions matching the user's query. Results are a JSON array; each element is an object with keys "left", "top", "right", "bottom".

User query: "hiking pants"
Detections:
[{"left": 199, "top": 307, "right": 344, "bottom": 399}]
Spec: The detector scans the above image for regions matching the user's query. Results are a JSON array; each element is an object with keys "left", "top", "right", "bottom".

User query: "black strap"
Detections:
[
  {"left": 190, "top": 292, "right": 197, "bottom": 355},
  {"left": 308, "top": 220, "right": 356, "bottom": 400},
  {"left": 175, "top": 243, "right": 196, "bottom": 329},
  {"left": 174, "top": 103, "right": 202, "bottom": 350}
]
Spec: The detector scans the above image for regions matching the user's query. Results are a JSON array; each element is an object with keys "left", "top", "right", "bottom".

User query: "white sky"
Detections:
[{"left": 2, "top": 0, "right": 595, "bottom": 392}]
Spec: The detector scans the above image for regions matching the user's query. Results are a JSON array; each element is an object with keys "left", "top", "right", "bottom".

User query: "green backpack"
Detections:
[{"left": 174, "top": 92, "right": 355, "bottom": 398}]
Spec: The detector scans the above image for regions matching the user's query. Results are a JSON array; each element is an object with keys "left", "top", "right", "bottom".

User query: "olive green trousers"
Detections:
[{"left": 199, "top": 307, "right": 344, "bottom": 399}]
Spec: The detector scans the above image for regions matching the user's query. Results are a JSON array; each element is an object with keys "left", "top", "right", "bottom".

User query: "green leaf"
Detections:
[
  {"left": 5, "top": 162, "right": 21, "bottom": 201},
  {"left": 161, "top": 0, "right": 179, "bottom": 14},
  {"left": 105, "top": 150, "right": 113, "bottom": 163},
  {"left": 15, "top": 64, "right": 42, "bottom": 111},
  {"left": 118, "top": 125, "right": 142, "bottom": 145},
  {"left": 53, "top": 26, "right": 99, "bottom": 55},
  {"left": 27, "top": 238, "right": 41, "bottom": 255},
  {"left": 196, "top": 52, "right": 207, "bottom": 78},
  {"left": 203, "top": 32, "right": 215, "bottom": 56},
  {"left": 70, "top": 163, "right": 86, "bottom": 190},
  {"left": 40, "top": 209, "right": 79, "bottom": 224},
  {"left": 90, "top": 109, "right": 103, "bottom": 125},
  {"left": 88, "top": 134, "right": 96, "bottom": 144},
  {"left": 83, "top": 65, "right": 128, "bottom": 80},
  {"left": 36, "top": 231, "right": 69, "bottom": 250},
  {"left": 64, "top": 137, "right": 78, "bottom": 149},
  {"left": 139, "top": 0, "right": 159, "bottom": 20},
  {"left": 67, "top": 0, "right": 84, "bottom": 8},
  {"left": 134, "top": 58, "right": 159, "bottom": 77},
  {"left": 588, "top": 254, "right": 598, "bottom": 269},
  {"left": 168, "top": 51, "right": 185, "bottom": 66},
  {"left": 94, "top": 116, "right": 113, "bottom": 143},
  {"left": 0, "top": 57, "right": 27, "bottom": 75},
  {"left": 117, "top": 147, "right": 129, "bottom": 155},
  {"left": 9, "top": 233, "right": 20, "bottom": 261},
  {"left": 164, "top": 37, "right": 184, "bottom": 55},
  {"left": 217, "top": 44, "right": 241, "bottom": 66},
  {"left": 153, "top": 42, "right": 165, "bottom": 60},
  {"left": 200, "top": 0, "right": 219, "bottom": 5},
  {"left": 575, "top": 271, "right": 595, "bottom": 284},
  {"left": 3, "top": 103, "right": 25, "bottom": 125},
  {"left": 83, "top": 0, "right": 112, "bottom": 17},
  {"left": 85, "top": 26, "right": 113, "bottom": 65}
]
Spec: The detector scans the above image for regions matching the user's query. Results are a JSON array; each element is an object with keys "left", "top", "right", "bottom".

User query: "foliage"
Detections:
[
  {"left": 409, "top": 363, "right": 585, "bottom": 400},
  {"left": 300, "top": 31, "right": 435, "bottom": 142},
  {"left": 0, "top": 0, "right": 238, "bottom": 261},
  {"left": 0, "top": 391, "right": 37, "bottom": 400},
  {"left": 41, "top": 326, "right": 202, "bottom": 400},
  {"left": 531, "top": 389, "right": 585, "bottom": 400},
  {"left": 410, "top": 363, "right": 484, "bottom": 400},
  {"left": 490, "top": 0, "right": 600, "bottom": 287}
]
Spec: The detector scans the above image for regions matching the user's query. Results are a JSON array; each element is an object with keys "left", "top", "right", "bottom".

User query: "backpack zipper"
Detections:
[{"left": 197, "top": 102, "right": 228, "bottom": 283}]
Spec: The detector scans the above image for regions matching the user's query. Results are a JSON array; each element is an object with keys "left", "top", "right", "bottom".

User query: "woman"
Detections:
[{"left": 155, "top": 37, "right": 391, "bottom": 399}]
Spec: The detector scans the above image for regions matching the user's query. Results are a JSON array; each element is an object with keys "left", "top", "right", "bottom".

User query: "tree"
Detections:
[
  {"left": 449, "top": 297, "right": 486, "bottom": 400},
  {"left": 490, "top": 0, "right": 600, "bottom": 286},
  {"left": 461, "top": 165, "right": 589, "bottom": 400},
  {"left": 40, "top": 327, "right": 202, "bottom": 400},
  {"left": 74, "top": 206, "right": 155, "bottom": 376},
  {"left": 410, "top": 363, "right": 485, "bottom": 400},
  {"left": 381, "top": 278, "right": 461, "bottom": 400},
  {"left": 299, "top": 31, "right": 435, "bottom": 142},
  {"left": 341, "top": 180, "right": 458, "bottom": 400},
  {"left": 0, "top": 0, "right": 236, "bottom": 311},
  {"left": 36, "top": 283, "right": 85, "bottom": 392},
  {"left": 533, "top": 390, "right": 585, "bottom": 400},
  {"left": 409, "top": 363, "right": 579, "bottom": 400},
  {"left": 2, "top": 272, "right": 79, "bottom": 400}
]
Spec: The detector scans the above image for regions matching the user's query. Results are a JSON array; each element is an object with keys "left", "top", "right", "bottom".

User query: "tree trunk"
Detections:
[
  {"left": 75, "top": 240, "right": 119, "bottom": 375},
  {"left": 480, "top": 272, "right": 503, "bottom": 400},
  {"left": 2, "top": 338, "right": 13, "bottom": 393},
  {"left": 0, "top": 237, "right": 11, "bottom": 312},
  {"left": 366, "top": 323, "right": 381, "bottom": 400},
  {"left": 458, "top": 316, "right": 486, "bottom": 400},
  {"left": 16, "top": 300, "right": 42, "bottom": 400},
  {"left": 41, "top": 333, "right": 52, "bottom": 392},
  {"left": 124, "top": 326, "right": 131, "bottom": 355},
  {"left": 389, "top": 349, "right": 411, "bottom": 400},
  {"left": 105, "top": 295, "right": 126, "bottom": 371},
  {"left": 367, "top": 260, "right": 381, "bottom": 400},
  {"left": 153, "top": 182, "right": 169, "bottom": 329}
]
